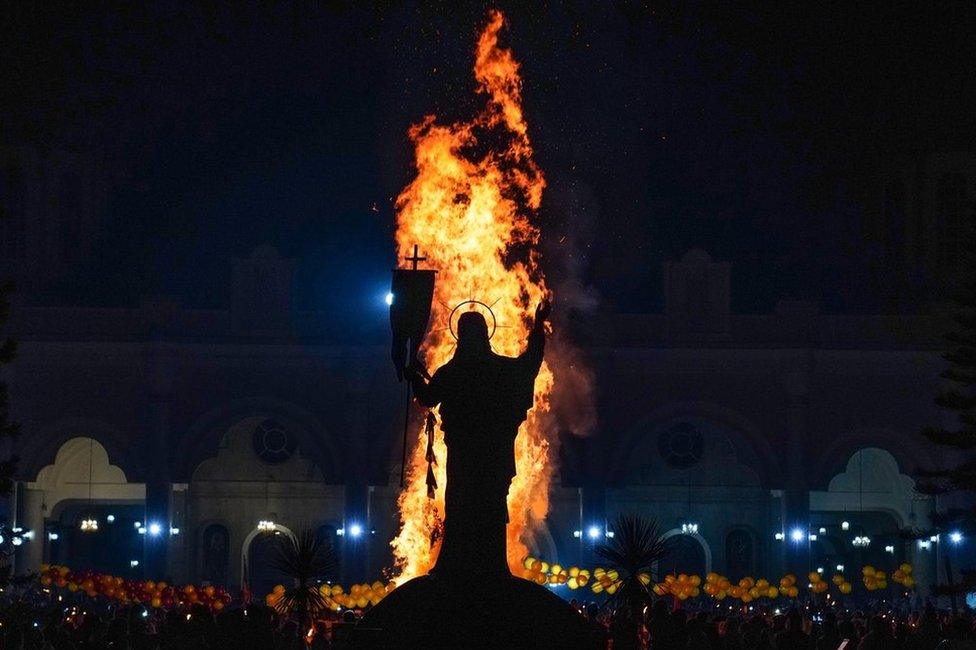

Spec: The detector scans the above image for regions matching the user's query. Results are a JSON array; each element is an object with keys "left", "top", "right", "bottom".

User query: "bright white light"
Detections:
[
  {"left": 587, "top": 526, "right": 601, "bottom": 540},
  {"left": 885, "top": 545, "right": 895, "bottom": 553},
  {"left": 257, "top": 520, "right": 276, "bottom": 532},
  {"left": 852, "top": 535, "right": 871, "bottom": 547},
  {"left": 817, "top": 567, "right": 824, "bottom": 574},
  {"left": 385, "top": 292, "right": 394, "bottom": 306},
  {"left": 774, "top": 532, "right": 784, "bottom": 541},
  {"left": 138, "top": 527, "right": 147, "bottom": 535},
  {"left": 950, "top": 531, "right": 963, "bottom": 545},
  {"left": 681, "top": 523, "right": 699, "bottom": 534},
  {"left": 12, "top": 537, "right": 22, "bottom": 546},
  {"left": 134, "top": 522, "right": 142, "bottom": 529},
  {"left": 170, "top": 527, "right": 180, "bottom": 536},
  {"left": 790, "top": 528, "right": 805, "bottom": 543},
  {"left": 572, "top": 530, "right": 581, "bottom": 538},
  {"left": 148, "top": 522, "right": 163, "bottom": 536},
  {"left": 836, "top": 564, "right": 845, "bottom": 572},
  {"left": 931, "top": 534, "right": 940, "bottom": 542},
  {"left": 841, "top": 521, "right": 850, "bottom": 531},
  {"left": 808, "top": 533, "right": 818, "bottom": 541},
  {"left": 48, "top": 532, "right": 59, "bottom": 541},
  {"left": 0, "top": 535, "right": 4, "bottom": 544},
  {"left": 106, "top": 515, "right": 115, "bottom": 523},
  {"left": 348, "top": 523, "right": 363, "bottom": 538},
  {"left": 819, "top": 527, "right": 827, "bottom": 534},
  {"left": 130, "top": 560, "right": 140, "bottom": 568},
  {"left": 335, "top": 528, "right": 345, "bottom": 536},
  {"left": 606, "top": 531, "right": 615, "bottom": 538},
  {"left": 23, "top": 530, "right": 34, "bottom": 540},
  {"left": 918, "top": 540, "right": 931, "bottom": 550}
]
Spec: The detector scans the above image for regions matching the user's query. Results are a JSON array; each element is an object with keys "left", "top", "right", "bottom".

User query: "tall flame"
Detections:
[{"left": 391, "top": 10, "right": 556, "bottom": 580}]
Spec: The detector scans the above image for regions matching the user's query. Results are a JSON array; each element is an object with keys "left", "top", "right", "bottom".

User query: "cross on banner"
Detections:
[{"left": 404, "top": 244, "right": 427, "bottom": 270}]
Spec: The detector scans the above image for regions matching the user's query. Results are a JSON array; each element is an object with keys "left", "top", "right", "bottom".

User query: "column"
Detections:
[
  {"left": 341, "top": 365, "right": 370, "bottom": 584},
  {"left": 782, "top": 363, "right": 812, "bottom": 576},
  {"left": 19, "top": 486, "right": 46, "bottom": 572},
  {"left": 143, "top": 342, "right": 178, "bottom": 580}
]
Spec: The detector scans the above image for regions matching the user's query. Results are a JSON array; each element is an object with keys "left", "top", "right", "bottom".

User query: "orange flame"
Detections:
[{"left": 391, "top": 10, "right": 557, "bottom": 581}]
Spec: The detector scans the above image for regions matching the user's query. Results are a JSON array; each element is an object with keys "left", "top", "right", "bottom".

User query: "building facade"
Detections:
[{"left": 1, "top": 244, "right": 963, "bottom": 598}]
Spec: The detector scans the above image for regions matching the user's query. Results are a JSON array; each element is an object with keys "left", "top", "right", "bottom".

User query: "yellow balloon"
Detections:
[
  {"left": 900, "top": 563, "right": 912, "bottom": 575},
  {"left": 767, "top": 587, "right": 779, "bottom": 599}
]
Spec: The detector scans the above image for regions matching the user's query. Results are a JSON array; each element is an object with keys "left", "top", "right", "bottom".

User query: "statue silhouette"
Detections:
[
  {"left": 359, "top": 299, "right": 598, "bottom": 649},
  {"left": 408, "top": 300, "right": 550, "bottom": 577}
]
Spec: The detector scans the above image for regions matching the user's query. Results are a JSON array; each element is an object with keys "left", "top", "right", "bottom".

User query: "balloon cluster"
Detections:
[
  {"left": 590, "top": 568, "right": 622, "bottom": 595},
  {"left": 831, "top": 573, "right": 853, "bottom": 594},
  {"left": 808, "top": 571, "right": 829, "bottom": 594},
  {"left": 861, "top": 566, "right": 889, "bottom": 591},
  {"left": 37, "top": 564, "right": 232, "bottom": 612},
  {"left": 520, "top": 556, "right": 915, "bottom": 602},
  {"left": 892, "top": 563, "right": 915, "bottom": 589},
  {"left": 777, "top": 574, "right": 800, "bottom": 598},
  {"left": 653, "top": 573, "right": 701, "bottom": 600},
  {"left": 264, "top": 581, "right": 395, "bottom": 611},
  {"left": 522, "top": 557, "right": 593, "bottom": 590}
]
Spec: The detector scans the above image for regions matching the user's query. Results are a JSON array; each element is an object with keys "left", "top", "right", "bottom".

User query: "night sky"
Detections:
[{"left": 3, "top": 2, "right": 975, "bottom": 327}]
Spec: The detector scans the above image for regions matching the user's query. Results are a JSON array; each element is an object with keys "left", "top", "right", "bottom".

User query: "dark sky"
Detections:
[{"left": 3, "top": 2, "right": 975, "bottom": 324}]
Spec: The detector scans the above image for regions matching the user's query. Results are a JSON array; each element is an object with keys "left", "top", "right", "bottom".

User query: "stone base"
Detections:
[{"left": 354, "top": 573, "right": 602, "bottom": 649}]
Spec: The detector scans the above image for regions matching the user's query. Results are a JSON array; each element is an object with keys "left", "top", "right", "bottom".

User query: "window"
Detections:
[
  {"left": 251, "top": 419, "right": 296, "bottom": 464},
  {"left": 658, "top": 423, "right": 704, "bottom": 469}
]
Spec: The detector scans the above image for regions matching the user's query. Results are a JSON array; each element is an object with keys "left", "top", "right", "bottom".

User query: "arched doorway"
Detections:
[
  {"left": 25, "top": 437, "right": 144, "bottom": 574},
  {"left": 199, "top": 523, "right": 230, "bottom": 586},
  {"left": 243, "top": 524, "right": 293, "bottom": 599},
  {"left": 660, "top": 530, "right": 710, "bottom": 578},
  {"left": 811, "top": 447, "right": 934, "bottom": 593}
]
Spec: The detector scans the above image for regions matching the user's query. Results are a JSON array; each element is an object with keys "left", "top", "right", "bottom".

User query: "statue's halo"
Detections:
[{"left": 448, "top": 300, "right": 497, "bottom": 341}]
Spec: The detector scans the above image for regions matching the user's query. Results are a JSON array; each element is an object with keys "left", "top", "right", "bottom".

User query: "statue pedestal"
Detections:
[{"left": 355, "top": 573, "right": 602, "bottom": 649}]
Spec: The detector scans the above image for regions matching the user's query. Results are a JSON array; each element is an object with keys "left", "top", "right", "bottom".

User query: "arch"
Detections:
[
  {"left": 174, "top": 397, "right": 340, "bottom": 482},
  {"left": 810, "top": 429, "right": 928, "bottom": 491},
  {"left": 17, "top": 418, "right": 139, "bottom": 483},
  {"left": 660, "top": 528, "right": 712, "bottom": 575},
  {"left": 810, "top": 447, "right": 929, "bottom": 531},
  {"left": 241, "top": 523, "right": 293, "bottom": 596},
  {"left": 198, "top": 522, "right": 231, "bottom": 585},
  {"left": 612, "top": 402, "right": 780, "bottom": 486},
  {"left": 30, "top": 437, "right": 145, "bottom": 509}
]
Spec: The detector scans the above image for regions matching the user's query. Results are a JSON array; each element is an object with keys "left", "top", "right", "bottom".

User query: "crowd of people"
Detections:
[
  {"left": 579, "top": 599, "right": 976, "bottom": 650},
  {"left": 4, "top": 590, "right": 976, "bottom": 649}
]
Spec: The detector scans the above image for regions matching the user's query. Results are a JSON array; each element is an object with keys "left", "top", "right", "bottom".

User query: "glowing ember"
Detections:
[{"left": 391, "top": 10, "right": 557, "bottom": 581}]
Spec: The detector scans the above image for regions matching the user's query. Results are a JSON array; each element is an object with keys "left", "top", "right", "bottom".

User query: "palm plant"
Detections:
[
  {"left": 595, "top": 516, "right": 671, "bottom": 623},
  {"left": 267, "top": 529, "right": 337, "bottom": 627}
]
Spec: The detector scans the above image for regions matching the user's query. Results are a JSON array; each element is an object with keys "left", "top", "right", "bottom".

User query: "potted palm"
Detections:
[
  {"left": 267, "top": 529, "right": 337, "bottom": 630},
  {"left": 595, "top": 516, "right": 671, "bottom": 648}
]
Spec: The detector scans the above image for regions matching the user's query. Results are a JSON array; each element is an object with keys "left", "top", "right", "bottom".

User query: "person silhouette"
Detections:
[{"left": 407, "top": 299, "right": 551, "bottom": 578}]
